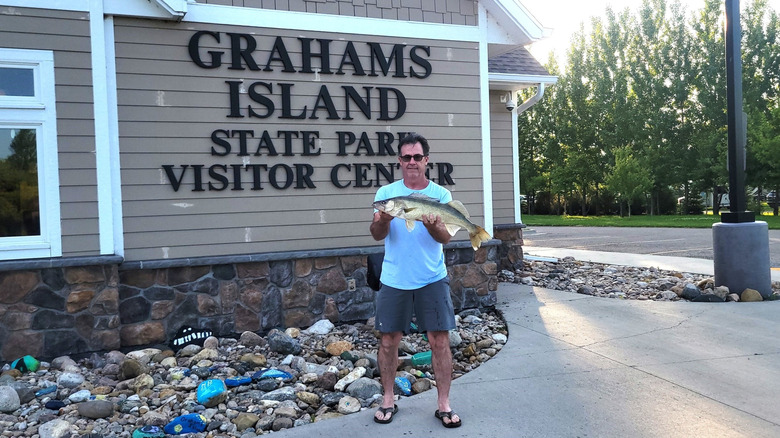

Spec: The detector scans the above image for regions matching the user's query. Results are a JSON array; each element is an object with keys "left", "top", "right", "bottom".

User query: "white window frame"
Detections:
[{"left": 0, "top": 48, "right": 61, "bottom": 260}]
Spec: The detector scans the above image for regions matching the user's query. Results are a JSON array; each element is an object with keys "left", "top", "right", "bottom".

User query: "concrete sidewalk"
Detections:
[
  {"left": 525, "top": 246, "right": 780, "bottom": 282},
  {"left": 273, "top": 282, "right": 780, "bottom": 437}
]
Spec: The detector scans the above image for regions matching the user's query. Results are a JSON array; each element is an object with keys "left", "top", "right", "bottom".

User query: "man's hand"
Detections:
[
  {"left": 421, "top": 213, "right": 451, "bottom": 244},
  {"left": 370, "top": 211, "right": 393, "bottom": 241}
]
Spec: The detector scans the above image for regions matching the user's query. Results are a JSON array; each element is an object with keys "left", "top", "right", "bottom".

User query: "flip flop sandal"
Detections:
[
  {"left": 374, "top": 404, "right": 398, "bottom": 424},
  {"left": 435, "top": 410, "right": 462, "bottom": 428}
]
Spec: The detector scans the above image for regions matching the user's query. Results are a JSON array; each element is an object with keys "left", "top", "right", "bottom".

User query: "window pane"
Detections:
[
  {"left": 0, "top": 128, "right": 39, "bottom": 237},
  {"left": 0, "top": 67, "right": 34, "bottom": 97}
]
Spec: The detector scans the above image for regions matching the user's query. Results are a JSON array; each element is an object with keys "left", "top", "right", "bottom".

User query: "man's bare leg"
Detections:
[
  {"left": 428, "top": 330, "right": 460, "bottom": 426},
  {"left": 375, "top": 331, "right": 402, "bottom": 422}
]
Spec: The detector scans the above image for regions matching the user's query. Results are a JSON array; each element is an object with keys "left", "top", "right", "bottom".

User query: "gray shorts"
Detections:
[{"left": 374, "top": 278, "right": 456, "bottom": 333}]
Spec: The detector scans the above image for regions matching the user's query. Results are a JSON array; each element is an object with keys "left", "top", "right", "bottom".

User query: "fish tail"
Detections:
[{"left": 469, "top": 225, "right": 492, "bottom": 251}]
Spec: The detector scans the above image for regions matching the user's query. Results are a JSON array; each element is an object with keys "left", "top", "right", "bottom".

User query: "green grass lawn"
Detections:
[{"left": 521, "top": 214, "right": 780, "bottom": 229}]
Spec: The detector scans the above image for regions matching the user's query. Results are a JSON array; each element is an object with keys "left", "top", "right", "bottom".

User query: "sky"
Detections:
[{"left": 523, "top": 0, "right": 780, "bottom": 66}]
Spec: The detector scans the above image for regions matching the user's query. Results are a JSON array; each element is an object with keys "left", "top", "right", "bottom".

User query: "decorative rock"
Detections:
[
  {"left": 68, "top": 389, "right": 92, "bottom": 403},
  {"left": 261, "top": 386, "right": 297, "bottom": 402},
  {"left": 681, "top": 283, "right": 701, "bottom": 300},
  {"left": 272, "top": 417, "right": 293, "bottom": 431},
  {"left": 713, "top": 285, "right": 730, "bottom": 300},
  {"left": 334, "top": 367, "right": 365, "bottom": 391},
  {"left": 131, "top": 425, "right": 166, "bottom": 438},
  {"left": 492, "top": 333, "right": 508, "bottom": 344},
  {"left": 346, "top": 377, "right": 382, "bottom": 400},
  {"left": 164, "top": 413, "right": 208, "bottom": 435},
  {"left": 296, "top": 391, "right": 320, "bottom": 406},
  {"left": 394, "top": 376, "right": 411, "bottom": 396},
  {"left": 449, "top": 330, "right": 462, "bottom": 347},
  {"left": 252, "top": 368, "right": 293, "bottom": 381},
  {"left": 268, "top": 330, "right": 302, "bottom": 355},
  {"left": 196, "top": 379, "right": 228, "bottom": 408},
  {"left": 78, "top": 400, "right": 115, "bottom": 419},
  {"left": 11, "top": 355, "right": 40, "bottom": 373},
  {"left": 239, "top": 353, "right": 267, "bottom": 368},
  {"left": 0, "top": 386, "right": 21, "bottom": 413},
  {"left": 225, "top": 376, "right": 252, "bottom": 387},
  {"left": 726, "top": 293, "right": 740, "bottom": 302},
  {"left": 38, "top": 418, "right": 73, "bottom": 438},
  {"left": 304, "top": 319, "right": 335, "bottom": 335},
  {"left": 44, "top": 400, "right": 66, "bottom": 410},
  {"left": 337, "top": 395, "right": 360, "bottom": 414},
  {"left": 8, "top": 382, "right": 35, "bottom": 404},
  {"left": 325, "top": 340, "right": 353, "bottom": 357},
  {"left": 35, "top": 384, "right": 58, "bottom": 397},
  {"left": 203, "top": 336, "right": 219, "bottom": 350},
  {"left": 238, "top": 331, "right": 265, "bottom": 347},
  {"left": 412, "top": 378, "right": 433, "bottom": 394},
  {"left": 232, "top": 412, "right": 259, "bottom": 431},
  {"left": 741, "top": 288, "right": 763, "bottom": 302},
  {"left": 119, "top": 359, "right": 147, "bottom": 380},
  {"left": 57, "top": 372, "right": 85, "bottom": 388},
  {"left": 692, "top": 294, "right": 724, "bottom": 302}
]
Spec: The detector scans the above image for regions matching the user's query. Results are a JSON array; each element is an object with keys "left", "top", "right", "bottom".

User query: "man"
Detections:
[{"left": 369, "top": 132, "right": 462, "bottom": 428}]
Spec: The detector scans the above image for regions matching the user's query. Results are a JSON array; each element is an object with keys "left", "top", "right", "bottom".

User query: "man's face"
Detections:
[{"left": 399, "top": 142, "right": 428, "bottom": 179}]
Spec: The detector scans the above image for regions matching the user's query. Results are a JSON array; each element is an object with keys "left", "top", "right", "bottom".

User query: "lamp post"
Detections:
[{"left": 712, "top": 0, "right": 771, "bottom": 299}]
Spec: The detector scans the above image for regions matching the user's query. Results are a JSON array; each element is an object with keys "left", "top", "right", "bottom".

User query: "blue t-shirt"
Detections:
[{"left": 374, "top": 180, "right": 452, "bottom": 290}]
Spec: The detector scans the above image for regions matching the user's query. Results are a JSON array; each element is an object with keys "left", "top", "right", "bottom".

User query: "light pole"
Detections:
[{"left": 712, "top": 0, "right": 771, "bottom": 299}]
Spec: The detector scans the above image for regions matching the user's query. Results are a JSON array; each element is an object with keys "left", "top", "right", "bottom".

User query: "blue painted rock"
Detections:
[
  {"left": 164, "top": 413, "right": 208, "bottom": 435},
  {"left": 132, "top": 425, "right": 166, "bottom": 438},
  {"left": 252, "top": 368, "right": 293, "bottom": 382},
  {"left": 394, "top": 376, "right": 412, "bottom": 396},
  {"left": 196, "top": 379, "right": 228, "bottom": 408},
  {"left": 225, "top": 376, "right": 252, "bottom": 387}
]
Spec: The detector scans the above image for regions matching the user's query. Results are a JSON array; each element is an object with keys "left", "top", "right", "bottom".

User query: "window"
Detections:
[{"left": 0, "top": 48, "right": 61, "bottom": 260}]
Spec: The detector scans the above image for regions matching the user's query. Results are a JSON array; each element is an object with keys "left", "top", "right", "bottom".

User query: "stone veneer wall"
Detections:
[{"left": 0, "top": 240, "right": 507, "bottom": 363}]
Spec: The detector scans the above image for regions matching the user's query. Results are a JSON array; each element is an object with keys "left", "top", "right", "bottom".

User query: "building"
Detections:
[{"left": 0, "top": 0, "right": 556, "bottom": 362}]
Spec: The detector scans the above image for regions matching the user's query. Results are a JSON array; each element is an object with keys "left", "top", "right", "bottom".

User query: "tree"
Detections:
[{"left": 605, "top": 146, "right": 653, "bottom": 216}]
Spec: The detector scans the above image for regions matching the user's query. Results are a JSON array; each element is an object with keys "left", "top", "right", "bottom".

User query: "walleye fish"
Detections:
[{"left": 373, "top": 194, "right": 492, "bottom": 250}]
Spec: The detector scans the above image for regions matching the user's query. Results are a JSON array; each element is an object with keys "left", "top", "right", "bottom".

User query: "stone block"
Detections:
[
  {"left": 314, "top": 257, "right": 338, "bottom": 270},
  {"left": 93, "top": 329, "right": 120, "bottom": 351},
  {"left": 284, "top": 280, "right": 314, "bottom": 309},
  {"left": 24, "top": 285, "right": 65, "bottom": 310},
  {"left": 119, "top": 296, "right": 151, "bottom": 324},
  {"left": 120, "top": 322, "right": 165, "bottom": 347},
  {"left": 197, "top": 294, "right": 220, "bottom": 316},
  {"left": 66, "top": 289, "right": 95, "bottom": 313},
  {"left": 2, "top": 311, "right": 33, "bottom": 330},
  {"left": 235, "top": 305, "right": 260, "bottom": 332},
  {"left": 144, "top": 285, "right": 175, "bottom": 301},
  {"left": 213, "top": 264, "right": 236, "bottom": 280},
  {"left": 340, "top": 255, "right": 364, "bottom": 273},
  {"left": 2, "top": 330, "right": 43, "bottom": 361},
  {"left": 316, "top": 268, "right": 348, "bottom": 294},
  {"left": 32, "top": 310, "right": 75, "bottom": 329},
  {"left": 43, "top": 329, "right": 87, "bottom": 358},
  {"left": 119, "top": 269, "right": 158, "bottom": 288},
  {"left": 237, "top": 262, "right": 269, "bottom": 279},
  {"left": 64, "top": 266, "right": 105, "bottom": 285},
  {"left": 240, "top": 279, "right": 266, "bottom": 312},
  {"left": 151, "top": 301, "right": 174, "bottom": 320},
  {"left": 0, "top": 271, "right": 39, "bottom": 304},
  {"left": 261, "top": 286, "right": 283, "bottom": 330},
  {"left": 269, "top": 261, "right": 294, "bottom": 287},
  {"left": 295, "top": 259, "right": 313, "bottom": 277},
  {"left": 219, "top": 281, "right": 238, "bottom": 313},
  {"left": 167, "top": 266, "right": 210, "bottom": 285},
  {"left": 41, "top": 268, "right": 66, "bottom": 289},
  {"left": 284, "top": 308, "right": 316, "bottom": 329}
]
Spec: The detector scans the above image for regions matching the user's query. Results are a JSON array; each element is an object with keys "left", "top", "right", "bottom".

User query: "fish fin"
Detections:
[
  {"left": 405, "top": 220, "right": 416, "bottom": 231},
  {"left": 445, "top": 223, "right": 461, "bottom": 236},
  {"left": 468, "top": 225, "right": 492, "bottom": 251},
  {"left": 447, "top": 200, "right": 470, "bottom": 218}
]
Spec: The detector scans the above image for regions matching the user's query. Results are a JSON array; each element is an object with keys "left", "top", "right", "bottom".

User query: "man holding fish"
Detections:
[{"left": 369, "top": 132, "right": 488, "bottom": 428}]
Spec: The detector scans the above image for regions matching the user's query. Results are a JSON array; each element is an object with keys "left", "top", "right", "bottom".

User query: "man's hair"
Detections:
[{"left": 398, "top": 132, "right": 430, "bottom": 156}]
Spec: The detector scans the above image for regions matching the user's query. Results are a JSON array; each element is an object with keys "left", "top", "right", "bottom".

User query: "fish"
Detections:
[{"left": 373, "top": 194, "right": 492, "bottom": 250}]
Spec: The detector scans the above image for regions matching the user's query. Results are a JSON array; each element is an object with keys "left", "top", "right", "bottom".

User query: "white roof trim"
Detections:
[
  {"left": 481, "top": 0, "right": 550, "bottom": 44},
  {"left": 490, "top": 73, "right": 558, "bottom": 91},
  {"left": 151, "top": 0, "right": 188, "bottom": 19}
]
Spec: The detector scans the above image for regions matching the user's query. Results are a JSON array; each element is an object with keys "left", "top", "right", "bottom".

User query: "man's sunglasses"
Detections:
[{"left": 399, "top": 154, "right": 428, "bottom": 162}]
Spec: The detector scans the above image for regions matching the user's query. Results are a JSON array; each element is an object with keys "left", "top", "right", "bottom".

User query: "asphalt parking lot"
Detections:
[{"left": 522, "top": 226, "right": 780, "bottom": 268}]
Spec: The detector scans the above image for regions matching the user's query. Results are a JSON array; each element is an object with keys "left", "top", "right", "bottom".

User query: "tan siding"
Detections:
[
  {"left": 193, "top": 0, "right": 478, "bottom": 25},
  {"left": 490, "top": 91, "right": 515, "bottom": 225},
  {"left": 0, "top": 7, "right": 99, "bottom": 257},
  {"left": 114, "top": 18, "right": 483, "bottom": 261}
]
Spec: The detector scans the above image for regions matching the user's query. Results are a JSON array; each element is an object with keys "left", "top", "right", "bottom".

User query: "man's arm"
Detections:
[{"left": 370, "top": 211, "right": 393, "bottom": 241}]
